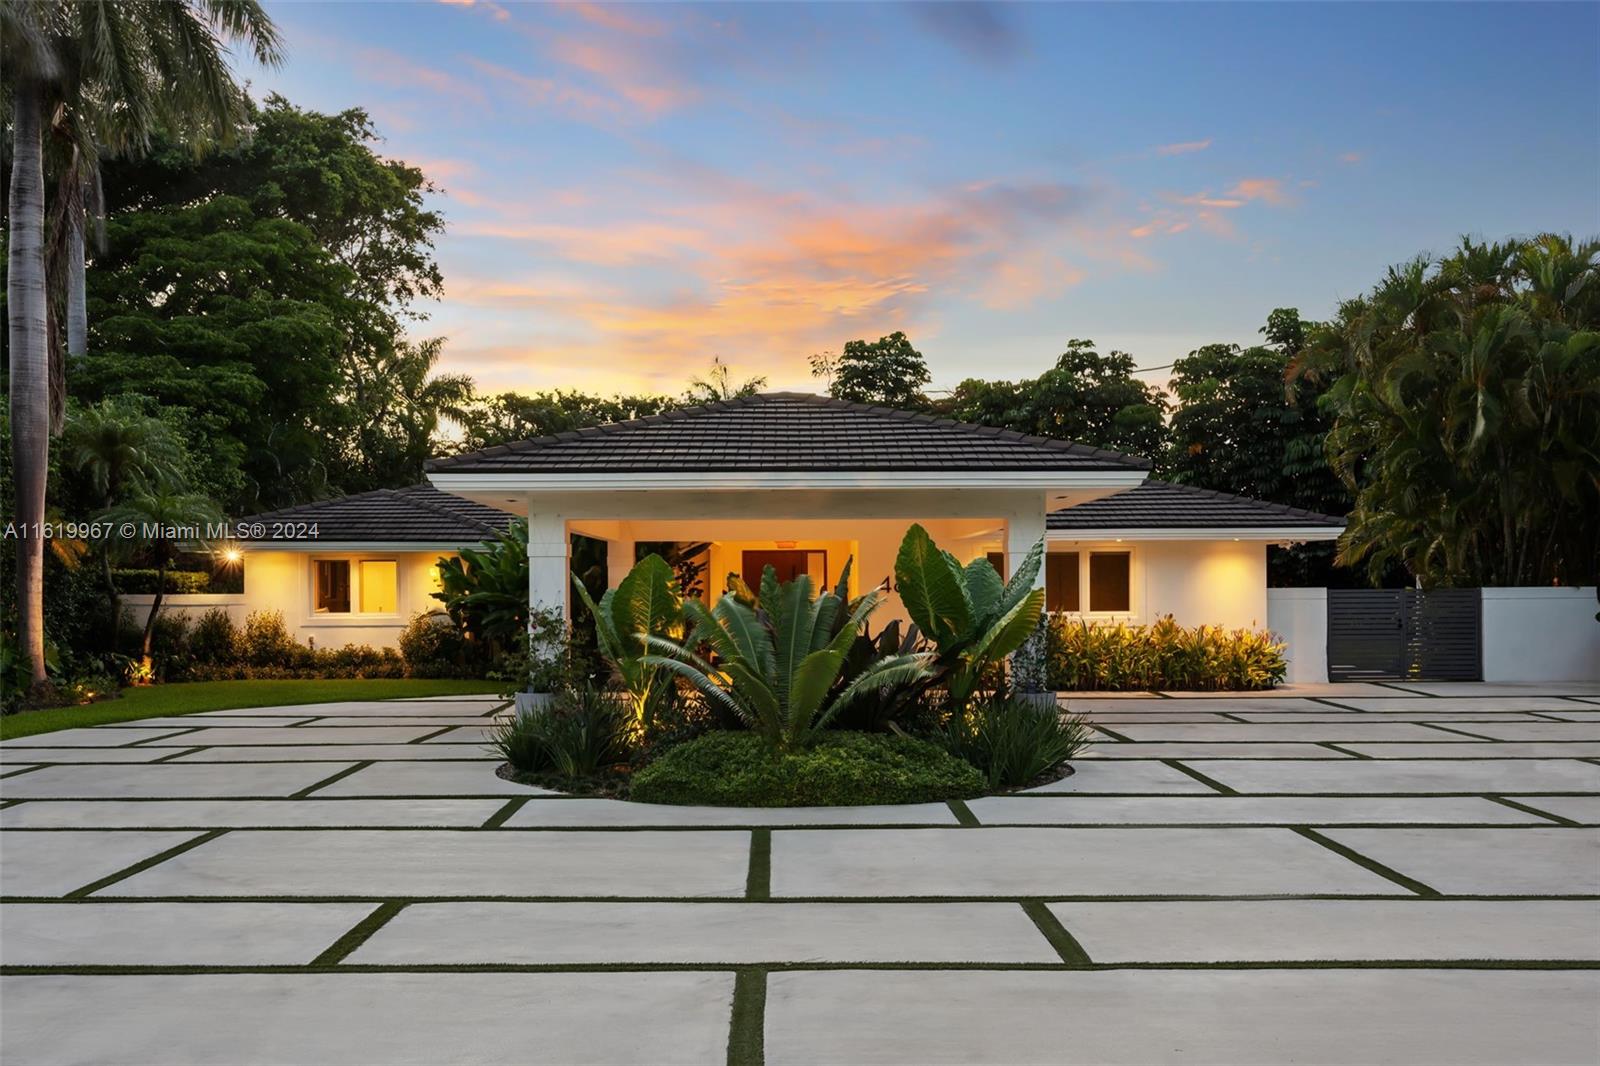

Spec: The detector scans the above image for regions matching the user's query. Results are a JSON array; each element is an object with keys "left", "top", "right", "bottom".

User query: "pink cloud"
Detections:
[
  {"left": 1226, "top": 177, "right": 1290, "bottom": 205},
  {"left": 437, "top": 0, "right": 510, "bottom": 22},
  {"left": 1154, "top": 138, "right": 1212, "bottom": 156},
  {"left": 1339, "top": 151, "right": 1363, "bottom": 164}
]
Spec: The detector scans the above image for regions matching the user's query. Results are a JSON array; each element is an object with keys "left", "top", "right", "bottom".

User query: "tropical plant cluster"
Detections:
[
  {"left": 492, "top": 524, "right": 1095, "bottom": 807},
  {"left": 1044, "top": 615, "right": 1287, "bottom": 692}
]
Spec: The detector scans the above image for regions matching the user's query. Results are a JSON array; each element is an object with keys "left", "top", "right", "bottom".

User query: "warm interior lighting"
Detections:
[{"left": 775, "top": 540, "right": 796, "bottom": 549}]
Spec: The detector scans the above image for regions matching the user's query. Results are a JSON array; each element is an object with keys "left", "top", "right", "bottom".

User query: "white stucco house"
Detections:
[{"left": 145, "top": 393, "right": 1347, "bottom": 672}]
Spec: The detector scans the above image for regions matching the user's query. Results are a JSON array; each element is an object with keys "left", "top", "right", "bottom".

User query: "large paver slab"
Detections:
[
  {"left": 1072, "top": 698, "right": 1329, "bottom": 714},
  {"left": 1188, "top": 758, "right": 1600, "bottom": 794},
  {"left": 1322, "top": 828, "right": 1600, "bottom": 894},
  {"left": 1513, "top": 795, "right": 1600, "bottom": 823},
  {"left": 1386, "top": 682, "right": 1600, "bottom": 697},
  {"left": 1021, "top": 760, "right": 1218, "bottom": 793},
  {"left": 769, "top": 827, "right": 1399, "bottom": 897},
  {"left": 1, "top": 902, "right": 373, "bottom": 965},
  {"left": 108, "top": 828, "right": 751, "bottom": 897},
  {"left": 0, "top": 727, "right": 192, "bottom": 748},
  {"left": 195, "top": 701, "right": 499, "bottom": 717},
  {"left": 1079, "top": 743, "right": 1349, "bottom": 760},
  {"left": 310, "top": 761, "right": 539, "bottom": 796},
  {"left": 1224, "top": 711, "right": 1549, "bottom": 723},
  {"left": 1336, "top": 697, "right": 1591, "bottom": 713},
  {"left": 1177, "top": 683, "right": 1400, "bottom": 697},
  {"left": 286, "top": 716, "right": 509, "bottom": 728},
  {"left": 168, "top": 745, "right": 498, "bottom": 762},
  {"left": 504, "top": 798, "right": 958, "bottom": 827},
  {"left": 964, "top": 795, "right": 1544, "bottom": 825},
  {"left": 1341, "top": 742, "right": 1600, "bottom": 759},
  {"left": 1107, "top": 722, "right": 1460, "bottom": 742},
  {"left": 1542, "top": 710, "right": 1600, "bottom": 720},
  {"left": 1, "top": 830, "right": 203, "bottom": 896},
  {"left": 764, "top": 969, "right": 1600, "bottom": 1066},
  {"left": 418, "top": 726, "right": 500, "bottom": 744},
  {"left": 761, "top": 960, "right": 1600, "bottom": 1062},
  {"left": 0, "top": 762, "right": 354, "bottom": 799},
  {"left": 143, "top": 726, "right": 442, "bottom": 746},
  {"left": 99, "top": 716, "right": 317, "bottom": 728},
  {"left": 1, "top": 798, "right": 506, "bottom": 829},
  {"left": 0, "top": 746, "right": 174, "bottom": 764},
  {"left": 351, "top": 901, "right": 1057, "bottom": 964},
  {"left": 1459, "top": 722, "right": 1600, "bottom": 741},
  {"left": 0, "top": 972, "right": 732, "bottom": 1065},
  {"left": 1049, "top": 899, "right": 1600, "bottom": 962}
]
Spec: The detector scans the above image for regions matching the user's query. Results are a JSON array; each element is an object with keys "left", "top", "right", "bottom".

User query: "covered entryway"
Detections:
[
  {"left": 1327, "top": 588, "right": 1482, "bottom": 681},
  {"left": 426, "top": 393, "right": 1151, "bottom": 624}
]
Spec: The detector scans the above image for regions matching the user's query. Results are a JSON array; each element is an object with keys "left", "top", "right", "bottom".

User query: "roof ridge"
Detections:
[
  {"left": 427, "top": 390, "right": 1151, "bottom": 472},
  {"left": 1148, "top": 478, "right": 1343, "bottom": 523},
  {"left": 391, "top": 484, "right": 502, "bottom": 536}
]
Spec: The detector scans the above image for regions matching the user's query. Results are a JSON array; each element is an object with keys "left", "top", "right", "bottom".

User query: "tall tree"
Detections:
[
  {"left": 1298, "top": 235, "right": 1600, "bottom": 588},
  {"left": 938, "top": 339, "right": 1168, "bottom": 457},
  {"left": 3, "top": 0, "right": 280, "bottom": 689},
  {"left": 455, "top": 390, "right": 678, "bottom": 453},
  {"left": 812, "top": 331, "right": 932, "bottom": 408},
  {"left": 1163, "top": 311, "right": 1350, "bottom": 585}
]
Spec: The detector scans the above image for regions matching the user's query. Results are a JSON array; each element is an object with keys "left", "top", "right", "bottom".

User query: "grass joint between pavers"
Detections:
[
  {"left": 62, "top": 829, "right": 230, "bottom": 898},
  {"left": 1020, "top": 901, "right": 1093, "bottom": 966},
  {"left": 947, "top": 799, "right": 980, "bottom": 826},
  {"left": 745, "top": 829, "right": 772, "bottom": 901},
  {"left": 1291, "top": 827, "right": 1443, "bottom": 897},
  {"left": 727, "top": 968, "right": 767, "bottom": 1066},
  {"left": 308, "top": 901, "right": 409, "bottom": 967}
]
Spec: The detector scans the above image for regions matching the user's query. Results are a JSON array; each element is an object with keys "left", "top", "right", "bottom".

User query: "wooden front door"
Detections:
[{"left": 742, "top": 550, "right": 827, "bottom": 589}]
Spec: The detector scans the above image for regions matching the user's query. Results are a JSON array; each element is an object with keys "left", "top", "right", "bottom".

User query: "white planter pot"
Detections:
[{"left": 514, "top": 691, "right": 557, "bottom": 717}]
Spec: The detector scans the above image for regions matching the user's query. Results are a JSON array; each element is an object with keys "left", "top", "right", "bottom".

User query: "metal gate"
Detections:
[{"left": 1327, "top": 589, "right": 1482, "bottom": 681}]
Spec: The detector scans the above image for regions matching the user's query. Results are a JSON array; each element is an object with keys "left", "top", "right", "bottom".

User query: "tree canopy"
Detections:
[
  {"left": 937, "top": 339, "right": 1168, "bottom": 459},
  {"left": 812, "top": 331, "right": 932, "bottom": 408},
  {"left": 1298, "top": 235, "right": 1600, "bottom": 588}
]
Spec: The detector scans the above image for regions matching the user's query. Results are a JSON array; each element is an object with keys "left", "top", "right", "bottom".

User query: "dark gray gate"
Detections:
[{"left": 1327, "top": 589, "right": 1481, "bottom": 681}]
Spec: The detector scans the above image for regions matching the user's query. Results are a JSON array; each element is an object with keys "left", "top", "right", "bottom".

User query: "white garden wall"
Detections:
[
  {"left": 1267, "top": 587, "right": 1329, "bottom": 683},
  {"left": 1481, "top": 586, "right": 1600, "bottom": 682}
]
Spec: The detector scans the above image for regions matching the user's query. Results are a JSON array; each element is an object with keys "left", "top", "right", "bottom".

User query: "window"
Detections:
[
  {"left": 1088, "top": 552, "right": 1131, "bottom": 612},
  {"left": 315, "top": 560, "right": 351, "bottom": 613},
  {"left": 1046, "top": 552, "right": 1080, "bottom": 612},
  {"left": 314, "top": 558, "right": 399, "bottom": 615},
  {"left": 359, "top": 560, "right": 398, "bottom": 613},
  {"left": 986, "top": 551, "right": 1006, "bottom": 580}
]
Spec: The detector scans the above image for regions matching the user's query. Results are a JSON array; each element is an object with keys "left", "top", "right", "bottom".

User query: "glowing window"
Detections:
[{"left": 359, "top": 560, "right": 398, "bottom": 614}]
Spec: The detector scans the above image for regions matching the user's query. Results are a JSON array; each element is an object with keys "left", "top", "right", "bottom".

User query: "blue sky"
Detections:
[{"left": 242, "top": 1, "right": 1600, "bottom": 395}]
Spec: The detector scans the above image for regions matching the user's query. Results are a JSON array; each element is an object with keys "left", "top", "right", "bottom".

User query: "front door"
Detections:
[{"left": 742, "top": 550, "right": 827, "bottom": 589}]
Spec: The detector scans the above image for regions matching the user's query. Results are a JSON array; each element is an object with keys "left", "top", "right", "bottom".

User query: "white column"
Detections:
[
  {"left": 606, "top": 538, "right": 635, "bottom": 589},
  {"left": 1005, "top": 499, "right": 1047, "bottom": 590},
  {"left": 1005, "top": 496, "right": 1051, "bottom": 702},
  {"left": 526, "top": 507, "right": 570, "bottom": 617}
]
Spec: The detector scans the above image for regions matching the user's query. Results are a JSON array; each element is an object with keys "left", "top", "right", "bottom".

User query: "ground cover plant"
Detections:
[
  {"left": 1044, "top": 614, "right": 1287, "bottom": 691},
  {"left": 942, "top": 695, "right": 1094, "bottom": 789}
]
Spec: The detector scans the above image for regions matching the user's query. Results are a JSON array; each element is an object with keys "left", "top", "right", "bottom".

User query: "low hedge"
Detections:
[
  {"left": 1045, "top": 613, "right": 1287, "bottom": 691},
  {"left": 631, "top": 730, "right": 986, "bottom": 807},
  {"left": 112, "top": 569, "right": 212, "bottom": 594}
]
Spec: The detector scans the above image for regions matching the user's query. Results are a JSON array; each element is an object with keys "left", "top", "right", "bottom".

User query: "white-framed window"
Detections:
[
  {"left": 1045, "top": 548, "right": 1134, "bottom": 615},
  {"left": 313, "top": 558, "right": 399, "bottom": 615}
]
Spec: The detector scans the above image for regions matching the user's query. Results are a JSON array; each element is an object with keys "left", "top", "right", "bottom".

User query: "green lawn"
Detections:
[{"left": 0, "top": 678, "right": 505, "bottom": 741}]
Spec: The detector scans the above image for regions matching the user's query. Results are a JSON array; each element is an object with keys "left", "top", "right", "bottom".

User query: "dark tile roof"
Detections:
[
  {"left": 237, "top": 485, "right": 516, "bottom": 544},
  {"left": 426, "top": 392, "right": 1149, "bottom": 474},
  {"left": 1049, "top": 480, "right": 1345, "bottom": 531}
]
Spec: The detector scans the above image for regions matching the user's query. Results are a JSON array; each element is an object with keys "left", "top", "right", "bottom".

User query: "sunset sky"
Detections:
[{"left": 243, "top": 1, "right": 1600, "bottom": 396}]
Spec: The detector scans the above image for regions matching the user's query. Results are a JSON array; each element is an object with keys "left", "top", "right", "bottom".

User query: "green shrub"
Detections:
[
  {"left": 397, "top": 611, "right": 485, "bottom": 678},
  {"left": 943, "top": 696, "right": 1092, "bottom": 789},
  {"left": 238, "top": 610, "right": 297, "bottom": 668},
  {"left": 188, "top": 608, "right": 238, "bottom": 665},
  {"left": 1045, "top": 614, "right": 1287, "bottom": 691},
  {"left": 491, "top": 685, "right": 633, "bottom": 779},
  {"left": 631, "top": 730, "right": 985, "bottom": 807},
  {"left": 111, "top": 569, "right": 211, "bottom": 594}
]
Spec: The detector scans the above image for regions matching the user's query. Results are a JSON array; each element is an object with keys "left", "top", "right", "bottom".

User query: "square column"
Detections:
[
  {"left": 1005, "top": 504, "right": 1047, "bottom": 591},
  {"left": 606, "top": 538, "right": 635, "bottom": 589},
  {"left": 526, "top": 508, "right": 570, "bottom": 617},
  {"left": 1004, "top": 497, "right": 1050, "bottom": 700}
]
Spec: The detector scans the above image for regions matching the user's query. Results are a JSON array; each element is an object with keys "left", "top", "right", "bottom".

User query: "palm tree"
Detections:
[
  {"left": 62, "top": 401, "right": 189, "bottom": 633},
  {"left": 682, "top": 357, "right": 768, "bottom": 404},
  {"left": 3, "top": 1, "right": 281, "bottom": 691},
  {"left": 101, "top": 487, "right": 222, "bottom": 671}
]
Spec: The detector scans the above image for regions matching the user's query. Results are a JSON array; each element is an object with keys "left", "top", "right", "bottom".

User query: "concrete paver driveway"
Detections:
[{"left": 3, "top": 683, "right": 1598, "bottom": 1065}]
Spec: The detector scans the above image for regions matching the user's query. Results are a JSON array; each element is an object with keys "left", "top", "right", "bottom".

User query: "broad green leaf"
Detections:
[
  {"left": 963, "top": 555, "right": 1004, "bottom": 627},
  {"left": 893, "top": 524, "right": 971, "bottom": 646}
]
